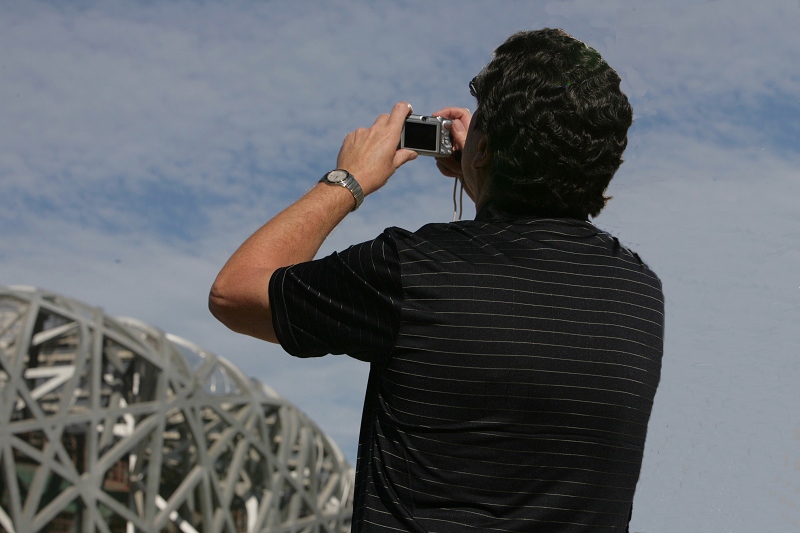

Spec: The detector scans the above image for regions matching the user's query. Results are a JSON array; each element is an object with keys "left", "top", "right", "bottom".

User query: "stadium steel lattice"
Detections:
[{"left": 0, "top": 285, "right": 354, "bottom": 533}]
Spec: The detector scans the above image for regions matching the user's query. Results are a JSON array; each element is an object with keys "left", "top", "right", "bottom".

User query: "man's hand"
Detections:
[
  {"left": 337, "top": 102, "right": 418, "bottom": 195},
  {"left": 432, "top": 107, "right": 472, "bottom": 179}
]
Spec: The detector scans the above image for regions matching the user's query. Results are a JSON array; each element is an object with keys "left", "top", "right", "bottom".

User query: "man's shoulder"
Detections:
[
  {"left": 381, "top": 222, "right": 453, "bottom": 246},
  {"left": 385, "top": 217, "right": 599, "bottom": 245},
  {"left": 383, "top": 221, "right": 458, "bottom": 238},
  {"left": 385, "top": 217, "right": 516, "bottom": 240},
  {"left": 381, "top": 220, "right": 487, "bottom": 253},
  {"left": 385, "top": 218, "right": 661, "bottom": 286}
]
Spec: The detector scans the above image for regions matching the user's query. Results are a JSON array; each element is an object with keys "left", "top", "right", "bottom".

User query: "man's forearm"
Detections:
[
  {"left": 208, "top": 182, "right": 355, "bottom": 342},
  {"left": 209, "top": 102, "right": 418, "bottom": 343}
]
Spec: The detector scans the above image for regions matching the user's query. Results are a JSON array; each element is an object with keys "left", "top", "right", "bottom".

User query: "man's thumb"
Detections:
[{"left": 394, "top": 149, "right": 419, "bottom": 167}]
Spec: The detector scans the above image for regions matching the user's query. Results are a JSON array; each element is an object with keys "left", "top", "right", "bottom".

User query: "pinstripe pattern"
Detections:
[{"left": 270, "top": 206, "right": 663, "bottom": 532}]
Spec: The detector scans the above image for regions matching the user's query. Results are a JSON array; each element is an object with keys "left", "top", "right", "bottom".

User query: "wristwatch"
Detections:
[{"left": 319, "top": 169, "right": 364, "bottom": 211}]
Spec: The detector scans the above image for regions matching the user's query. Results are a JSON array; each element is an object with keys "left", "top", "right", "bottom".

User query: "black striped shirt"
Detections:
[{"left": 270, "top": 206, "right": 664, "bottom": 532}]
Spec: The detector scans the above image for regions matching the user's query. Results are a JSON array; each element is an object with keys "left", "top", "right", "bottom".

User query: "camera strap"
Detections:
[{"left": 451, "top": 177, "right": 464, "bottom": 222}]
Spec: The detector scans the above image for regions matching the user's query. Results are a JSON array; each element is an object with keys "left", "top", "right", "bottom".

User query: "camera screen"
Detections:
[{"left": 403, "top": 121, "right": 438, "bottom": 151}]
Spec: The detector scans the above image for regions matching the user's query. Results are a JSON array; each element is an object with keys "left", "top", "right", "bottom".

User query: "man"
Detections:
[{"left": 210, "top": 29, "right": 663, "bottom": 532}]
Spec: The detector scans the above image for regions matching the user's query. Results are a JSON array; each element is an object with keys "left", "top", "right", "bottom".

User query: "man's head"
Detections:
[{"left": 469, "top": 29, "right": 633, "bottom": 218}]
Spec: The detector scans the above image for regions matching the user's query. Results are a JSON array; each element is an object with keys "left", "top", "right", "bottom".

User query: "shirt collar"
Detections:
[{"left": 475, "top": 200, "right": 589, "bottom": 223}]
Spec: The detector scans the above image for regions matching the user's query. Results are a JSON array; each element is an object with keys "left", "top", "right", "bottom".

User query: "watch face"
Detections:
[{"left": 326, "top": 170, "right": 348, "bottom": 183}]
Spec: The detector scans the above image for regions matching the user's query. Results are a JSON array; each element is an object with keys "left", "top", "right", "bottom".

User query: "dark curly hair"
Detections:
[{"left": 471, "top": 29, "right": 633, "bottom": 218}]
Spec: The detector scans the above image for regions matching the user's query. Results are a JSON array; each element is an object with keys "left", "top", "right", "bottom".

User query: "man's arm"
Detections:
[{"left": 209, "top": 102, "right": 417, "bottom": 342}]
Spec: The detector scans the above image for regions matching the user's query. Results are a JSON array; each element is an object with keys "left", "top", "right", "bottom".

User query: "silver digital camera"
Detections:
[{"left": 400, "top": 114, "right": 453, "bottom": 157}]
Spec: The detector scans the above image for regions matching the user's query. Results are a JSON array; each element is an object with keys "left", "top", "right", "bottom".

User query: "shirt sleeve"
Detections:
[{"left": 268, "top": 230, "right": 403, "bottom": 363}]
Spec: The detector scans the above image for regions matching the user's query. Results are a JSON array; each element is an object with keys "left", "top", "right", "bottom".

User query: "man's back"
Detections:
[{"left": 271, "top": 207, "right": 663, "bottom": 531}]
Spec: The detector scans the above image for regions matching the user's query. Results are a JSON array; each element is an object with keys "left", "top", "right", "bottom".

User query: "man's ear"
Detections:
[{"left": 472, "top": 133, "right": 492, "bottom": 169}]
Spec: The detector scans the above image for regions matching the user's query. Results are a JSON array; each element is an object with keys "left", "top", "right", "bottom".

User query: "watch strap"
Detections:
[{"left": 320, "top": 170, "right": 364, "bottom": 211}]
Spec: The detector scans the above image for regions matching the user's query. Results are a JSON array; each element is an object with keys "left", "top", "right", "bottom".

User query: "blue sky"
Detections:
[{"left": 2, "top": 1, "right": 799, "bottom": 530}]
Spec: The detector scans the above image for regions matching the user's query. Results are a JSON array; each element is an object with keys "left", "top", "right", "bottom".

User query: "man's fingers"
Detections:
[
  {"left": 373, "top": 113, "right": 391, "bottom": 127},
  {"left": 388, "top": 102, "right": 413, "bottom": 130},
  {"left": 432, "top": 107, "right": 471, "bottom": 121},
  {"left": 393, "top": 148, "right": 418, "bottom": 168},
  {"left": 436, "top": 167, "right": 456, "bottom": 179},
  {"left": 433, "top": 107, "right": 471, "bottom": 151},
  {"left": 448, "top": 119, "right": 468, "bottom": 150},
  {"left": 436, "top": 159, "right": 461, "bottom": 178}
]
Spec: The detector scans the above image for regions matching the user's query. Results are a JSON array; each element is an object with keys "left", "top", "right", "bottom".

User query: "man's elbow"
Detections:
[
  {"left": 208, "top": 280, "right": 279, "bottom": 343},
  {"left": 208, "top": 283, "right": 232, "bottom": 326},
  {"left": 208, "top": 281, "right": 239, "bottom": 331}
]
